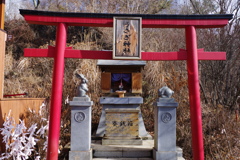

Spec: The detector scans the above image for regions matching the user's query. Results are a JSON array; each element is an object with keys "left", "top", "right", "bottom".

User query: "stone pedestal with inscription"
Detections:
[
  {"left": 153, "top": 98, "right": 179, "bottom": 160},
  {"left": 102, "top": 108, "right": 142, "bottom": 145},
  {"left": 69, "top": 97, "right": 93, "bottom": 160},
  {"left": 96, "top": 97, "right": 151, "bottom": 140}
]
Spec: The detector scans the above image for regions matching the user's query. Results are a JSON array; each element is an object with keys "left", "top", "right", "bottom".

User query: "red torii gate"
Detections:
[{"left": 20, "top": 9, "right": 232, "bottom": 160}]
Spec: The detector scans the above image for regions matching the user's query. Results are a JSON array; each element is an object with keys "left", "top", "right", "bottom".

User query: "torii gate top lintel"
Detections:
[
  {"left": 20, "top": 9, "right": 232, "bottom": 28},
  {"left": 19, "top": 9, "right": 232, "bottom": 160},
  {"left": 20, "top": 9, "right": 232, "bottom": 61}
]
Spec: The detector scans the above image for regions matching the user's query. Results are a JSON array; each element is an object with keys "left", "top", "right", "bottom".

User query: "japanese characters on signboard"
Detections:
[
  {"left": 105, "top": 111, "right": 139, "bottom": 137},
  {"left": 113, "top": 17, "right": 142, "bottom": 59}
]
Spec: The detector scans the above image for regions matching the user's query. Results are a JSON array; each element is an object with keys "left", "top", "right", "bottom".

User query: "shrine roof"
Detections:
[
  {"left": 20, "top": 9, "right": 232, "bottom": 28},
  {"left": 97, "top": 60, "right": 146, "bottom": 66}
]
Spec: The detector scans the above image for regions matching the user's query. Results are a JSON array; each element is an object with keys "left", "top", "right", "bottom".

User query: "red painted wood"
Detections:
[
  {"left": 186, "top": 26, "right": 204, "bottom": 160},
  {"left": 24, "top": 48, "right": 54, "bottom": 57},
  {"left": 143, "top": 19, "right": 229, "bottom": 28},
  {"left": 24, "top": 48, "right": 226, "bottom": 60},
  {"left": 65, "top": 49, "right": 113, "bottom": 59},
  {"left": 23, "top": 14, "right": 229, "bottom": 28},
  {"left": 142, "top": 51, "right": 187, "bottom": 60},
  {"left": 47, "top": 23, "right": 67, "bottom": 160},
  {"left": 24, "top": 15, "right": 113, "bottom": 27},
  {"left": 198, "top": 51, "right": 226, "bottom": 60},
  {"left": 3, "top": 93, "right": 27, "bottom": 97}
]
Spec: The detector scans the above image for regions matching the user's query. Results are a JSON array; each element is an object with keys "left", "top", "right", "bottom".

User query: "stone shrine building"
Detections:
[{"left": 96, "top": 60, "right": 151, "bottom": 145}]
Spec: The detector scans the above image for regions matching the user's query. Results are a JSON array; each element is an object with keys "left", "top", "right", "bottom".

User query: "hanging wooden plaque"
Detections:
[{"left": 113, "top": 17, "right": 142, "bottom": 59}]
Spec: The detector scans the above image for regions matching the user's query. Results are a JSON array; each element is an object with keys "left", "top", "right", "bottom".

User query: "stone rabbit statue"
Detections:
[
  {"left": 158, "top": 86, "right": 174, "bottom": 98},
  {"left": 75, "top": 73, "right": 89, "bottom": 97}
]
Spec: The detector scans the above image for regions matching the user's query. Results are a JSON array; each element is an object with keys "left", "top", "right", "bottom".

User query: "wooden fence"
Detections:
[
  {"left": 0, "top": 98, "right": 45, "bottom": 152},
  {"left": 0, "top": 98, "right": 45, "bottom": 125}
]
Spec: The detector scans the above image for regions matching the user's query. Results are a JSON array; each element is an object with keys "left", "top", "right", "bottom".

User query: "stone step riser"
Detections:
[
  {"left": 91, "top": 140, "right": 185, "bottom": 160},
  {"left": 93, "top": 158, "right": 153, "bottom": 160},
  {"left": 93, "top": 150, "right": 152, "bottom": 158}
]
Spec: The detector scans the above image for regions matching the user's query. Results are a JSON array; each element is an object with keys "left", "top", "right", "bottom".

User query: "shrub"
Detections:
[{"left": 0, "top": 103, "right": 49, "bottom": 160}]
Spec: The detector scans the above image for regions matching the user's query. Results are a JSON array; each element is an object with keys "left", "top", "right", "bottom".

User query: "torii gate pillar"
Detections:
[
  {"left": 47, "top": 23, "right": 67, "bottom": 160},
  {"left": 186, "top": 26, "right": 204, "bottom": 159}
]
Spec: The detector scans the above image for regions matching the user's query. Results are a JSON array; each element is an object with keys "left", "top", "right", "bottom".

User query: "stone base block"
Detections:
[
  {"left": 69, "top": 149, "right": 92, "bottom": 160},
  {"left": 102, "top": 138, "right": 142, "bottom": 145},
  {"left": 177, "top": 147, "right": 183, "bottom": 158},
  {"left": 73, "top": 97, "right": 91, "bottom": 102},
  {"left": 153, "top": 148, "right": 177, "bottom": 160}
]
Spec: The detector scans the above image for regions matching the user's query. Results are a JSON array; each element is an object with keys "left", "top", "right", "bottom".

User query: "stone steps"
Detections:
[
  {"left": 92, "top": 140, "right": 185, "bottom": 160},
  {"left": 92, "top": 140, "right": 152, "bottom": 159},
  {"left": 64, "top": 139, "right": 185, "bottom": 159},
  {"left": 93, "top": 158, "right": 153, "bottom": 160},
  {"left": 93, "top": 157, "right": 185, "bottom": 160}
]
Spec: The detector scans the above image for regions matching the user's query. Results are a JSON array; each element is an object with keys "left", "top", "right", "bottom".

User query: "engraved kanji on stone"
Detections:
[
  {"left": 112, "top": 121, "right": 118, "bottom": 126},
  {"left": 128, "top": 121, "right": 133, "bottom": 126},
  {"left": 120, "top": 121, "right": 126, "bottom": 126}
]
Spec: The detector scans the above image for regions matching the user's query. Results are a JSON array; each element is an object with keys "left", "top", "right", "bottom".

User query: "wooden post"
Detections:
[
  {"left": 0, "top": 0, "right": 5, "bottom": 98},
  {"left": 0, "top": 29, "right": 6, "bottom": 99},
  {"left": 0, "top": 0, "right": 5, "bottom": 29}
]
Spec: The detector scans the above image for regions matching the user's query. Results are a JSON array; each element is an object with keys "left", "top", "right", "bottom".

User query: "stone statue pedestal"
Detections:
[
  {"left": 69, "top": 97, "right": 93, "bottom": 160},
  {"left": 154, "top": 98, "right": 179, "bottom": 160}
]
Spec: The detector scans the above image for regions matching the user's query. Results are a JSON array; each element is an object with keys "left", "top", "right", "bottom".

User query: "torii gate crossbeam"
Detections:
[{"left": 20, "top": 9, "right": 232, "bottom": 160}]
